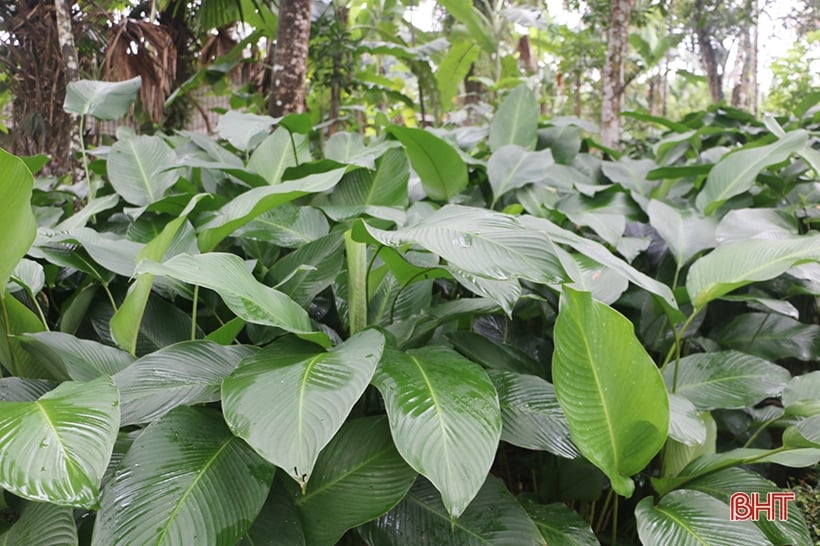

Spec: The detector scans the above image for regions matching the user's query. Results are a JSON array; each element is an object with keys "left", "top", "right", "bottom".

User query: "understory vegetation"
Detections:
[{"left": 0, "top": 79, "right": 818, "bottom": 545}]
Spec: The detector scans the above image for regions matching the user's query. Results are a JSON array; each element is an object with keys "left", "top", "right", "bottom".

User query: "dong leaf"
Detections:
[
  {"left": 0, "top": 148, "right": 36, "bottom": 293},
  {"left": 222, "top": 331, "right": 384, "bottom": 486},
  {"left": 487, "top": 145, "right": 554, "bottom": 201},
  {"left": 647, "top": 199, "right": 717, "bottom": 268},
  {"left": 0, "top": 376, "right": 119, "bottom": 507},
  {"left": 137, "top": 252, "right": 328, "bottom": 347},
  {"left": 373, "top": 347, "right": 502, "bottom": 517},
  {"left": 386, "top": 125, "right": 467, "bottom": 201},
  {"left": 686, "top": 234, "right": 820, "bottom": 308},
  {"left": 489, "top": 84, "right": 538, "bottom": 152},
  {"left": 63, "top": 77, "right": 140, "bottom": 120},
  {"left": 635, "top": 490, "right": 769, "bottom": 546},
  {"left": 359, "top": 476, "right": 545, "bottom": 546},
  {"left": 0, "top": 500, "right": 78, "bottom": 546},
  {"left": 248, "top": 128, "right": 311, "bottom": 184},
  {"left": 92, "top": 406, "right": 274, "bottom": 546},
  {"left": 552, "top": 288, "right": 668, "bottom": 497},
  {"left": 107, "top": 135, "right": 178, "bottom": 206},
  {"left": 19, "top": 332, "right": 134, "bottom": 381},
  {"left": 287, "top": 417, "right": 417, "bottom": 546},
  {"left": 695, "top": 131, "right": 808, "bottom": 214},
  {"left": 521, "top": 499, "right": 599, "bottom": 546}
]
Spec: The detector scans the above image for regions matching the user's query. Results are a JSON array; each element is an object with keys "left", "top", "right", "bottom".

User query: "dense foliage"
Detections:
[{"left": 0, "top": 79, "right": 818, "bottom": 545}]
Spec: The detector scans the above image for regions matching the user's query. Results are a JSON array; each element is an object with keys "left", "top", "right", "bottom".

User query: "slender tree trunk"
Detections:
[
  {"left": 693, "top": 0, "right": 723, "bottom": 103},
  {"left": 54, "top": 0, "right": 78, "bottom": 82},
  {"left": 268, "top": 0, "right": 313, "bottom": 116},
  {"left": 600, "top": 0, "right": 633, "bottom": 149}
]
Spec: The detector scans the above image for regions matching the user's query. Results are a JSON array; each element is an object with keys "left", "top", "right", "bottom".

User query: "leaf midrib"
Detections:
[
  {"left": 296, "top": 354, "right": 325, "bottom": 480},
  {"left": 651, "top": 504, "right": 710, "bottom": 545},
  {"left": 126, "top": 139, "right": 155, "bottom": 203},
  {"left": 408, "top": 354, "right": 451, "bottom": 483}
]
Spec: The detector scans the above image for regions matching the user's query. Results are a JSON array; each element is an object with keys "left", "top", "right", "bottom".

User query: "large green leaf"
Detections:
[
  {"left": 686, "top": 467, "right": 812, "bottom": 546},
  {"left": 107, "top": 135, "right": 178, "bottom": 206},
  {"left": 0, "top": 148, "right": 36, "bottom": 293},
  {"left": 248, "top": 128, "right": 311, "bottom": 184},
  {"left": 521, "top": 499, "right": 599, "bottom": 546},
  {"left": 487, "top": 370, "right": 578, "bottom": 459},
  {"left": 92, "top": 406, "right": 274, "bottom": 546},
  {"left": 695, "top": 131, "right": 808, "bottom": 214},
  {"left": 137, "top": 252, "right": 328, "bottom": 347},
  {"left": 782, "top": 372, "right": 820, "bottom": 417},
  {"left": 269, "top": 233, "right": 345, "bottom": 307},
  {"left": 217, "top": 111, "right": 275, "bottom": 151},
  {"left": 386, "top": 126, "right": 468, "bottom": 201},
  {"left": 647, "top": 199, "right": 717, "bottom": 268},
  {"left": 237, "top": 481, "right": 306, "bottom": 546},
  {"left": 686, "top": 234, "right": 820, "bottom": 308},
  {"left": 437, "top": 0, "right": 496, "bottom": 53},
  {"left": 487, "top": 145, "right": 554, "bottom": 201},
  {"left": 372, "top": 347, "right": 501, "bottom": 517},
  {"left": 196, "top": 167, "right": 346, "bottom": 251},
  {"left": 63, "top": 77, "right": 140, "bottom": 120},
  {"left": 552, "top": 288, "right": 669, "bottom": 497},
  {"left": 538, "top": 125, "right": 582, "bottom": 165},
  {"left": 236, "top": 204, "right": 329, "bottom": 248},
  {"left": 436, "top": 41, "right": 480, "bottom": 110},
  {"left": 285, "top": 417, "right": 417, "bottom": 546},
  {"left": 114, "top": 341, "right": 254, "bottom": 426},
  {"left": 665, "top": 351, "right": 790, "bottom": 410},
  {"left": 0, "top": 376, "right": 119, "bottom": 507},
  {"left": 0, "top": 500, "right": 77, "bottom": 546},
  {"left": 635, "top": 490, "right": 770, "bottom": 546},
  {"left": 360, "top": 476, "right": 544, "bottom": 546},
  {"left": 715, "top": 312, "right": 820, "bottom": 362},
  {"left": 18, "top": 331, "right": 134, "bottom": 381},
  {"left": 0, "top": 295, "right": 48, "bottom": 378},
  {"left": 222, "top": 330, "right": 384, "bottom": 486},
  {"left": 489, "top": 85, "right": 538, "bottom": 152},
  {"left": 354, "top": 206, "right": 566, "bottom": 286}
]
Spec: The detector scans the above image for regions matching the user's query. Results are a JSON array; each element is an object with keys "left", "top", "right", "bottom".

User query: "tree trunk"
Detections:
[
  {"left": 693, "top": 0, "right": 723, "bottom": 103},
  {"left": 54, "top": 0, "right": 78, "bottom": 82},
  {"left": 268, "top": 0, "right": 313, "bottom": 117},
  {"left": 600, "top": 0, "right": 633, "bottom": 150}
]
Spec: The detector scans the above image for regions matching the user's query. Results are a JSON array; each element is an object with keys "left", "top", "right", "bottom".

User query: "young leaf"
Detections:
[
  {"left": 489, "top": 84, "right": 538, "bottom": 152},
  {"left": 552, "top": 288, "right": 669, "bottom": 497},
  {"left": 695, "top": 130, "right": 808, "bottom": 214},
  {"left": 686, "top": 234, "right": 820, "bottom": 308},
  {"left": 359, "top": 476, "right": 545, "bottom": 546},
  {"left": 137, "top": 252, "right": 329, "bottom": 347},
  {"left": 0, "top": 148, "right": 36, "bottom": 293},
  {"left": 635, "top": 490, "right": 770, "bottom": 546},
  {"left": 287, "top": 417, "right": 417, "bottom": 546},
  {"left": 0, "top": 376, "right": 119, "bottom": 507},
  {"left": 92, "top": 406, "right": 274, "bottom": 546},
  {"left": 386, "top": 126, "right": 468, "bottom": 201},
  {"left": 222, "top": 330, "right": 385, "bottom": 486},
  {"left": 372, "top": 347, "right": 502, "bottom": 517},
  {"left": 63, "top": 77, "right": 141, "bottom": 119}
]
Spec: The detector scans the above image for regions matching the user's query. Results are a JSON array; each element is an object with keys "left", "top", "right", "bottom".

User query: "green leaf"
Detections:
[
  {"left": 354, "top": 206, "right": 566, "bottom": 286},
  {"left": 489, "top": 85, "right": 538, "bottom": 152},
  {"left": 447, "top": 332, "right": 543, "bottom": 376},
  {"left": 18, "top": 332, "right": 134, "bottom": 381},
  {"left": 437, "top": 0, "right": 497, "bottom": 53},
  {"left": 359, "top": 476, "right": 545, "bottom": 546},
  {"left": 520, "top": 499, "right": 599, "bottom": 546},
  {"left": 107, "top": 135, "right": 178, "bottom": 206},
  {"left": 237, "top": 481, "right": 306, "bottom": 546},
  {"left": 114, "top": 341, "right": 255, "bottom": 426},
  {"left": 667, "top": 393, "right": 707, "bottom": 447},
  {"left": 664, "top": 351, "right": 790, "bottom": 410},
  {"left": 782, "top": 372, "right": 820, "bottom": 417},
  {"left": 695, "top": 131, "right": 808, "bottom": 214},
  {"left": 92, "top": 406, "right": 274, "bottom": 546},
  {"left": 647, "top": 200, "right": 717, "bottom": 268},
  {"left": 487, "top": 370, "right": 578, "bottom": 458},
  {"left": 0, "top": 296, "right": 48, "bottom": 378},
  {"left": 269, "top": 233, "right": 345, "bottom": 307},
  {"left": 552, "top": 288, "right": 669, "bottom": 497},
  {"left": 196, "top": 168, "right": 346, "bottom": 251},
  {"left": 386, "top": 126, "right": 467, "bottom": 201},
  {"left": 686, "top": 234, "right": 820, "bottom": 308},
  {"left": 487, "top": 145, "right": 554, "bottom": 201},
  {"left": 137, "top": 253, "right": 328, "bottom": 347},
  {"left": 635, "top": 490, "right": 770, "bottom": 546},
  {"left": 236, "top": 204, "right": 329, "bottom": 248},
  {"left": 0, "top": 148, "right": 36, "bottom": 293},
  {"left": 715, "top": 312, "right": 820, "bottom": 362},
  {"left": 0, "top": 500, "right": 78, "bottom": 546},
  {"left": 0, "top": 378, "right": 55, "bottom": 401},
  {"left": 216, "top": 111, "right": 275, "bottom": 151},
  {"left": 63, "top": 77, "right": 141, "bottom": 120},
  {"left": 0, "top": 376, "right": 119, "bottom": 507},
  {"left": 372, "top": 347, "right": 501, "bottom": 517},
  {"left": 248, "top": 128, "right": 311, "bottom": 184},
  {"left": 537, "top": 125, "right": 581, "bottom": 165},
  {"left": 436, "top": 41, "right": 480, "bottom": 110},
  {"left": 686, "top": 467, "right": 813, "bottom": 546},
  {"left": 287, "top": 417, "right": 417, "bottom": 546},
  {"left": 222, "top": 330, "right": 385, "bottom": 486}
]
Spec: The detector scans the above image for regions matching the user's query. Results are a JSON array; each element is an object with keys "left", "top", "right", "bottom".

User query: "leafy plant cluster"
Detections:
[{"left": 0, "top": 78, "right": 818, "bottom": 545}]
